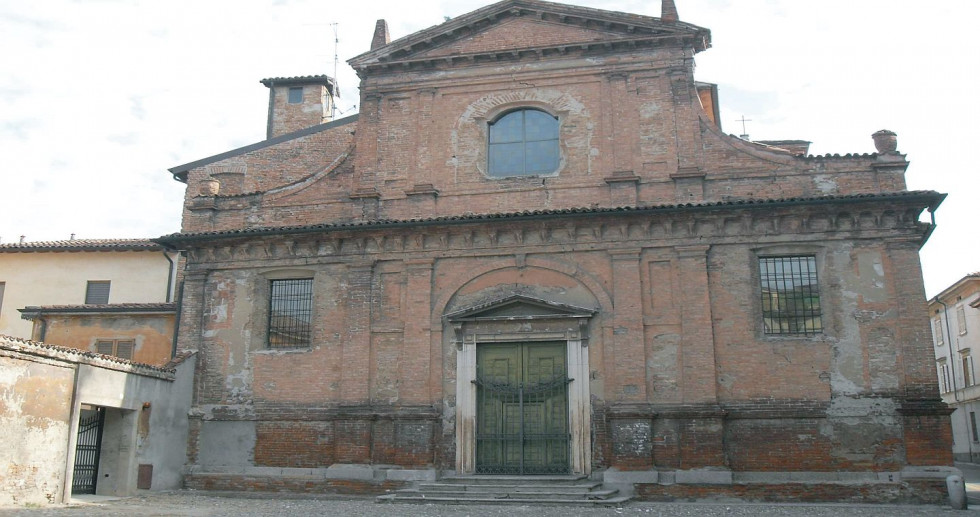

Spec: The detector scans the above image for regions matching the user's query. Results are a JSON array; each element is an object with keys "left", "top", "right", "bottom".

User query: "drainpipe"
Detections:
[
  {"left": 37, "top": 316, "right": 48, "bottom": 342},
  {"left": 162, "top": 250, "right": 178, "bottom": 303},
  {"left": 170, "top": 280, "right": 184, "bottom": 360},
  {"left": 938, "top": 297, "right": 972, "bottom": 462}
]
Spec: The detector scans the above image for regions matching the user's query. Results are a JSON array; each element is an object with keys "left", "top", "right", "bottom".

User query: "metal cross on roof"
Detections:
[{"left": 736, "top": 115, "right": 752, "bottom": 139}]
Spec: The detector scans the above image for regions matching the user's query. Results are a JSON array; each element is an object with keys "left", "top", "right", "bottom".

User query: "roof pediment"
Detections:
[
  {"left": 348, "top": 0, "right": 710, "bottom": 74},
  {"left": 445, "top": 294, "right": 596, "bottom": 321}
]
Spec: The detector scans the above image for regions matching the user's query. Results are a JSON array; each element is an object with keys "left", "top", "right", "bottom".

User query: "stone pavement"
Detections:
[{"left": 0, "top": 491, "right": 974, "bottom": 516}]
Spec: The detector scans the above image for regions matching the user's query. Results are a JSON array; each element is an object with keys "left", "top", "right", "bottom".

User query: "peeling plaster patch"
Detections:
[
  {"left": 855, "top": 251, "right": 887, "bottom": 302},
  {"left": 813, "top": 174, "right": 838, "bottom": 194},
  {"left": 830, "top": 341, "right": 864, "bottom": 395}
]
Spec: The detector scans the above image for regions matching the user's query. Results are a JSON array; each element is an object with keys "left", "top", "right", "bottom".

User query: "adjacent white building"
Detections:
[{"left": 930, "top": 272, "right": 980, "bottom": 462}]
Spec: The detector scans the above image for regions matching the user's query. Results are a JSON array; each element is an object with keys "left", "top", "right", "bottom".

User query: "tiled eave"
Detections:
[
  {"left": 0, "top": 334, "right": 176, "bottom": 380},
  {"left": 155, "top": 191, "right": 946, "bottom": 248},
  {"left": 19, "top": 303, "right": 177, "bottom": 321},
  {"left": 0, "top": 238, "right": 163, "bottom": 253}
]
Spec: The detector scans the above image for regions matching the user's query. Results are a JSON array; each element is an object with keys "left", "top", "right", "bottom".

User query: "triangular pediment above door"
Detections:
[{"left": 446, "top": 294, "right": 595, "bottom": 321}]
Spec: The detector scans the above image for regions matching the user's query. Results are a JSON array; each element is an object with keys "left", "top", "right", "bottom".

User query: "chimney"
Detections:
[
  {"left": 662, "top": 0, "right": 679, "bottom": 23},
  {"left": 260, "top": 75, "right": 338, "bottom": 139},
  {"left": 20, "top": 235, "right": 26, "bottom": 244},
  {"left": 371, "top": 20, "right": 390, "bottom": 50},
  {"left": 70, "top": 233, "right": 76, "bottom": 240}
]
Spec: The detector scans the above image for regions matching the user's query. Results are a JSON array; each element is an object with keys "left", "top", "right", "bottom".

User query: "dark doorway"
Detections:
[
  {"left": 475, "top": 342, "right": 570, "bottom": 474},
  {"left": 72, "top": 407, "right": 105, "bottom": 495}
]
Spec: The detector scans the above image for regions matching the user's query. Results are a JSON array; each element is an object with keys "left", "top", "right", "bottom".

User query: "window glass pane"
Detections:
[
  {"left": 524, "top": 110, "right": 558, "bottom": 141},
  {"left": 525, "top": 140, "right": 559, "bottom": 173},
  {"left": 489, "top": 142, "right": 525, "bottom": 176},
  {"left": 489, "top": 111, "right": 524, "bottom": 143},
  {"left": 269, "top": 278, "right": 313, "bottom": 348},
  {"left": 288, "top": 87, "right": 303, "bottom": 104}
]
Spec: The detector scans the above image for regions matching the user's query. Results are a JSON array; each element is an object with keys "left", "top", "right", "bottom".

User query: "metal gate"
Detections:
[
  {"left": 72, "top": 407, "right": 105, "bottom": 495},
  {"left": 474, "top": 342, "right": 570, "bottom": 475}
]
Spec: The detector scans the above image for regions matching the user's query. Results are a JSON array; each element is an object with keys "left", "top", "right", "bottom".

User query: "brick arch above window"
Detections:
[{"left": 453, "top": 89, "right": 590, "bottom": 182}]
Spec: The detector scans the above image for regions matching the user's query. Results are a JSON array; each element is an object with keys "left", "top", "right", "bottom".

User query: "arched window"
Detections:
[{"left": 488, "top": 109, "right": 559, "bottom": 177}]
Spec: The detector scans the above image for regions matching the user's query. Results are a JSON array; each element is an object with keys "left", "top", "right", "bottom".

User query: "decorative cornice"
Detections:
[{"left": 163, "top": 192, "right": 944, "bottom": 266}]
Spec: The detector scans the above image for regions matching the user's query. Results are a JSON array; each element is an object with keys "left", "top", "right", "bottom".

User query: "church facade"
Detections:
[{"left": 160, "top": 0, "right": 953, "bottom": 502}]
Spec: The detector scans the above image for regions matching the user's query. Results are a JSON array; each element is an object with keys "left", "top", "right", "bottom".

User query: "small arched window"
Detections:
[{"left": 488, "top": 108, "right": 559, "bottom": 177}]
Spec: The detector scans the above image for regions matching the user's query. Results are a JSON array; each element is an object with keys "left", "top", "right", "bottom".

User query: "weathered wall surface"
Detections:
[
  {"left": 37, "top": 313, "right": 176, "bottom": 366},
  {"left": 0, "top": 337, "right": 194, "bottom": 505},
  {"left": 0, "top": 353, "right": 74, "bottom": 506}
]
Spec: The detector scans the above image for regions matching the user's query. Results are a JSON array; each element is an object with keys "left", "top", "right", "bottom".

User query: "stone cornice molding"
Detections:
[{"left": 176, "top": 196, "right": 936, "bottom": 268}]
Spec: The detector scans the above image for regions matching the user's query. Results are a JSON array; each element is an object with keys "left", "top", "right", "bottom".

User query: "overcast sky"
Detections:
[{"left": 1, "top": 0, "right": 976, "bottom": 297}]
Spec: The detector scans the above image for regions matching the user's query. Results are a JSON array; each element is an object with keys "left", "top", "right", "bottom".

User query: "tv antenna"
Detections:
[{"left": 330, "top": 22, "right": 339, "bottom": 119}]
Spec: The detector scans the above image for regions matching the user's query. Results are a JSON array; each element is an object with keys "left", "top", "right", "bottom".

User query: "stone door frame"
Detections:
[{"left": 448, "top": 296, "right": 594, "bottom": 476}]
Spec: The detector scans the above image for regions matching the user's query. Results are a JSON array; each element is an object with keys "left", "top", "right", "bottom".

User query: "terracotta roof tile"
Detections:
[
  {"left": 0, "top": 333, "right": 176, "bottom": 377},
  {"left": 0, "top": 238, "right": 164, "bottom": 252}
]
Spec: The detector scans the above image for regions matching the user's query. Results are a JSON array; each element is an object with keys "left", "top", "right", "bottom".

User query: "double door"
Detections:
[{"left": 474, "top": 342, "right": 570, "bottom": 474}]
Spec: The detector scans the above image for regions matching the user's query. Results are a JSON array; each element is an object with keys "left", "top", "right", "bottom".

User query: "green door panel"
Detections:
[{"left": 475, "top": 342, "right": 569, "bottom": 475}]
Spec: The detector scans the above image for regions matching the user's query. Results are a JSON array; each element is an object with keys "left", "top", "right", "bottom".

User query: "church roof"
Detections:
[
  {"left": 348, "top": 0, "right": 710, "bottom": 73},
  {"left": 168, "top": 114, "right": 358, "bottom": 182}
]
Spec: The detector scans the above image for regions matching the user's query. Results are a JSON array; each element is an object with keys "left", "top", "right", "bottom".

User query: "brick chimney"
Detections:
[
  {"left": 372, "top": 19, "right": 390, "bottom": 50},
  {"left": 259, "top": 75, "right": 338, "bottom": 139},
  {"left": 662, "top": 0, "right": 678, "bottom": 23}
]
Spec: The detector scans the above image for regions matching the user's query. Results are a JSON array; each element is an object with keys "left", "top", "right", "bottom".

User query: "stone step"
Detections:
[
  {"left": 436, "top": 474, "right": 588, "bottom": 485},
  {"left": 400, "top": 487, "right": 620, "bottom": 500},
  {"left": 416, "top": 481, "right": 603, "bottom": 492},
  {"left": 377, "top": 494, "right": 633, "bottom": 506}
]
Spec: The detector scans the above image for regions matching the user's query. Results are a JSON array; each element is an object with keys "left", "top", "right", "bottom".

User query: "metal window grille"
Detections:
[
  {"left": 268, "top": 278, "right": 313, "bottom": 348},
  {"left": 288, "top": 86, "right": 303, "bottom": 104},
  {"left": 85, "top": 281, "right": 110, "bottom": 304},
  {"left": 759, "top": 256, "right": 822, "bottom": 335}
]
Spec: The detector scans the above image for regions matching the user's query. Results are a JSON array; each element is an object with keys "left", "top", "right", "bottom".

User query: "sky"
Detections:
[{"left": 0, "top": 0, "right": 977, "bottom": 298}]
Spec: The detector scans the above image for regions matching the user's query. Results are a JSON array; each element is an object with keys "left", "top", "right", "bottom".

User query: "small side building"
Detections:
[
  {"left": 19, "top": 303, "right": 177, "bottom": 366},
  {"left": 930, "top": 273, "right": 980, "bottom": 462},
  {"left": 0, "top": 335, "right": 195, "bottom": 506}
]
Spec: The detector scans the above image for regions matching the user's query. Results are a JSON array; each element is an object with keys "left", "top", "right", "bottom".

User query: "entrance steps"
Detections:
[{"left": 377, "top": 475, "right": 631, "bottom": 506}]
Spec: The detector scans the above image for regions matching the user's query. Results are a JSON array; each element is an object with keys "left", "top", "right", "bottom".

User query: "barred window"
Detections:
[
  {"left": 268, "top": 278, "right": 313, "bottom": 348},
  {"left": 488, "top": 108, "right": 559, "bottom": 177},
  {"left": 759, "top": 256, "right": 822, "bottom": 335}
]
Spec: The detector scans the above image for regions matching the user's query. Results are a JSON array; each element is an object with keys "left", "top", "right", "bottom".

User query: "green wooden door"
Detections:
[{"left": 475, "top": 342, "right": 569, "bottom": 474}]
